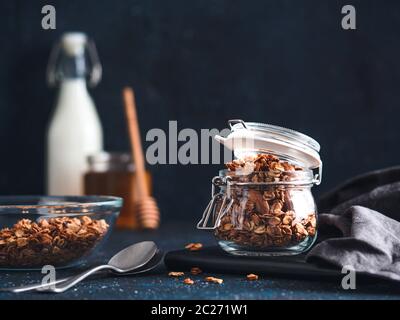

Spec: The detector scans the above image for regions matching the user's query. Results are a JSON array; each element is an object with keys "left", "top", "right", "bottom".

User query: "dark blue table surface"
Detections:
[{"left": 1, "top": 223, "right": 399, "bottom": 300}]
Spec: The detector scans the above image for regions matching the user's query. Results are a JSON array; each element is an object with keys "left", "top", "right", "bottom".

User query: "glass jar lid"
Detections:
[
  {"left": 87, "top": 152, "right": 134, "bottom": 172},
  {"left": 215, "top": 119, "right": 322, "bottom": 184}
]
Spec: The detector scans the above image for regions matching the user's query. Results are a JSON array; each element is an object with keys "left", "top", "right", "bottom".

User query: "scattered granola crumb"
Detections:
[
  {"left": 246, "top": 273, "right": 259, "bottom": 281},
  {"left": 185, "top": 243, "right": 203, "bottom": 251},
  {"left": 205, "top": 276, "right": 223, "bottom": 284},
  {"left": 168, "top": 271, "right": 185, "bottom": 277},
  {"left": 190, "top": 267, "right": 202, "bottom": 275},
  {"left": 183, "top": 278, "right": 194, "bottom": 285}
]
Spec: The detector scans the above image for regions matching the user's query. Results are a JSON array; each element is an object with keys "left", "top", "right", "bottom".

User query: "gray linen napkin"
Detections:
[{"left": 306, "top": 166, "right": 400, "bottom": 281}]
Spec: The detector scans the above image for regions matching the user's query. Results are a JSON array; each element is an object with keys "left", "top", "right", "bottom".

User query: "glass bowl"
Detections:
[{"left": 0, "top": 195, "right": 122, "bottom": 270}]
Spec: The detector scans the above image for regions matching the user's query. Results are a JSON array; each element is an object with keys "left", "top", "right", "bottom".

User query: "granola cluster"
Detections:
[
  {"left": 215, "top": 154, "right": 316, "bottom": 249},
  {"left": 225, "top": 154, "right": 303, "bottom": 183},
  {"left": 185, "top": 243, "right": 203, "bottom": 251},
  {"left": 0, "top": 216, "right": 109, "bottom": 268},
  {"left": 246, "top": 273, "right": 259, "bottom": 281}
]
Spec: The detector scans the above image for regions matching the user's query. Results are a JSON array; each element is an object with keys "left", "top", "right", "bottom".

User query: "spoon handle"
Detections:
[
  {"left": 4, "top": 264, "right": 149, "bottom": 293},
  {"left": 41, "top": 264, "right": 112, "bottom": 293},
  {"left": 3, "top": 278, "right": 68, "bottom": 293},
  {"left": 3, "top": 265, "right": 110, "bottom": 293}
]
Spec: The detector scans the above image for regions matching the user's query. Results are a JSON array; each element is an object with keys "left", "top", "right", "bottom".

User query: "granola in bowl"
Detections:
[
  {"left": 0, "top": 195, "right": 121, "bottom": 269},
  {"left": 0, "top": 217, "right": 109, "bottom": 268}
]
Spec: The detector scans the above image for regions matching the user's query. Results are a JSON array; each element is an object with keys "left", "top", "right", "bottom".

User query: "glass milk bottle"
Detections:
[{"left": 46, "top": 32, "right": 103, "bottom": 195}]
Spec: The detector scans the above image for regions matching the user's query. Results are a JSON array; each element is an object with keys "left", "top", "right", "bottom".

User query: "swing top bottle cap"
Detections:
[{"left": 62, "top": 32, "right": 87, "bottom": 57}]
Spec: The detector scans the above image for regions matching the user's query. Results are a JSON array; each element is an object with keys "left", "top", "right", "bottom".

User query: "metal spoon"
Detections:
[
  {"left": 4, "top": 241, "right": 158, "bottom": 293},
  {"left": 5, "top": 249, "right": 163, "bottom": 293},
  {"left": 120, "top": 249, "right": 163, "bottom": 275}
]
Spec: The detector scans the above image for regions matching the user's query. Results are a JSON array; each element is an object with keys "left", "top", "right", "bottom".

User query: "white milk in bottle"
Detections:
[{"left": 46, "top": 32, "right": 103, "bottom": 195}]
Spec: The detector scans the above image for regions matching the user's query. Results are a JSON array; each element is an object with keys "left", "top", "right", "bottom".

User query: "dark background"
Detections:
[{"left": 0, "top": 0, "right": 398, "bottom": 223}]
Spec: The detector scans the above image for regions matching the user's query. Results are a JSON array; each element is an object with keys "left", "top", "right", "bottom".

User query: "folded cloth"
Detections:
[
  {"left": 306, "top": 166, "right": 400, "bottom": 281},
  {"left": 318, "top": 166, "right": 400, "bottom": 219}
]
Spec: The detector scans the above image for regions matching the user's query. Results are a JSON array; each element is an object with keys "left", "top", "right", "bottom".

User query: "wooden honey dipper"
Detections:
[{"left": 122, "top": 87, "right": 160, "bottom": 229}]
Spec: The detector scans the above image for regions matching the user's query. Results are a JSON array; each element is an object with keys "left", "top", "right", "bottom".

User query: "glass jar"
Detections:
[
  {"left": 84, "top": 152, "right": 152, "bottom": 229},
  {"left": 197, "top": 120, "right": 322, "bottom": 256}
]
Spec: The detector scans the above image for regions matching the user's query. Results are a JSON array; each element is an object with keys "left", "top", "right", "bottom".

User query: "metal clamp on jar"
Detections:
[{"left": 197, "top": 120, "right": 322, "bottom": 256}]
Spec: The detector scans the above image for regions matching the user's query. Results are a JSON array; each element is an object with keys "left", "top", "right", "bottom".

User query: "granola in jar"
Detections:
[
  {"left": 197, "top": 120, "right": 322, "bottom": 256},
  {"left": 213, "top": 154, "right": 317, "bottom": 254}
]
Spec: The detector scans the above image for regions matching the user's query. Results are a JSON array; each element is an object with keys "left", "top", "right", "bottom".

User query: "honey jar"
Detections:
[{"left": 84, "top": 152, "right": 152, "bottom": 229}]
